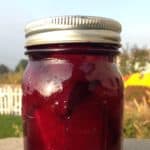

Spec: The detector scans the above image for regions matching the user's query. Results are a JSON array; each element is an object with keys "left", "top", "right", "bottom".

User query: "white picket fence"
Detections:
[{"left": 0, "top": 84, "right": 22, "bottom": 115}]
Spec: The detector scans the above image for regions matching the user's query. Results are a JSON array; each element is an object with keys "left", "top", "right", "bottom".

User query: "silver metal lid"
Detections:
[{"left": 25, "top": 16, "right": 122, "bottom": 47}]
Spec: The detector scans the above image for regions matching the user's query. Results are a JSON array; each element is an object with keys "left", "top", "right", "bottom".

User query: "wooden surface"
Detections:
[{"left": 0, "top": 138, "right": 150, "bottom": 150}]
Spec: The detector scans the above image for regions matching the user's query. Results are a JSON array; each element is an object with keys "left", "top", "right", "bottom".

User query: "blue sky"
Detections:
[{"left": 0, "top": 0, "right": 150, "bottom": 68}]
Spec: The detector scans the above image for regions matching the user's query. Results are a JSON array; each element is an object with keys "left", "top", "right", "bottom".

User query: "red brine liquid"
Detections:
[{"left": 22, "top": 47, "right": 124, "bottom": 150}]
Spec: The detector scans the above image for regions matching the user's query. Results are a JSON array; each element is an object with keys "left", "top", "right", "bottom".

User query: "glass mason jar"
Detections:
[{"left": 22, "top": 16, "right": 124, "bottom": 150}]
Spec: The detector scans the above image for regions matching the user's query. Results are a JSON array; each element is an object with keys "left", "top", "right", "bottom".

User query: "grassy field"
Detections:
[{"left": 0, "top": 115, "right": 22, "bottom": 138}]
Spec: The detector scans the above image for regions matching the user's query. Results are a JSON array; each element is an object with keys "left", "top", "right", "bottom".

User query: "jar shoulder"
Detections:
[{"left": 23, "top": 57, "right": 123, "bottom": 96}]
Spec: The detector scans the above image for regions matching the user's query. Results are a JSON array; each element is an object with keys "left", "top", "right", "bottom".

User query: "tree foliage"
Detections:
[
  {"left": 0, "top": 59, "right": 27, "bottom": 84},
  {"left": 118, "top": 46, "right": 150, "bottom": 75},
  {"left": 0, "top": 64, "right": 10, "bottom": 74},
  {"left": 15, "top": 59, "right": 28, "bottom": 72}
]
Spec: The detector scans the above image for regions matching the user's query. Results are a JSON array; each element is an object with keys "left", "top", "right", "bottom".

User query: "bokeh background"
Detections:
[{"left": 0, "top": 0, "right": 150, "bottom": 139}]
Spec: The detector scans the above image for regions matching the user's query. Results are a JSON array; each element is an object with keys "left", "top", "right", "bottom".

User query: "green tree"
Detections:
[
  {"left": 118, "top": 46, "right": 150, "bottom": 75},
  {"left": 15, "top": 59, "right": 28, "bottom": 72},
  {"left": 118, "top": 47, "right": 130, "bottom": 75},
  {"left": 0, "top": 64, "right": 10, "bottom": 74},
  {"left": 130, "top": 46, "right": 150, "bottom": 73}
]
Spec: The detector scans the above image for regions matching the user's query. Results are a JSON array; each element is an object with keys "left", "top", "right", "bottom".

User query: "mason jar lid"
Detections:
[{"left": 25, "top": 16, "right": 122, "bottom": 47}]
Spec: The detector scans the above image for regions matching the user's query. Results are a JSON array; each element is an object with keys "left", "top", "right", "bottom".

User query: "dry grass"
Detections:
[
  {"left": 124, "top": 89, "right": 150, "bottom": 138},
  {"left": 0, "top": 71, "right": 24, "bottom": 84}
]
